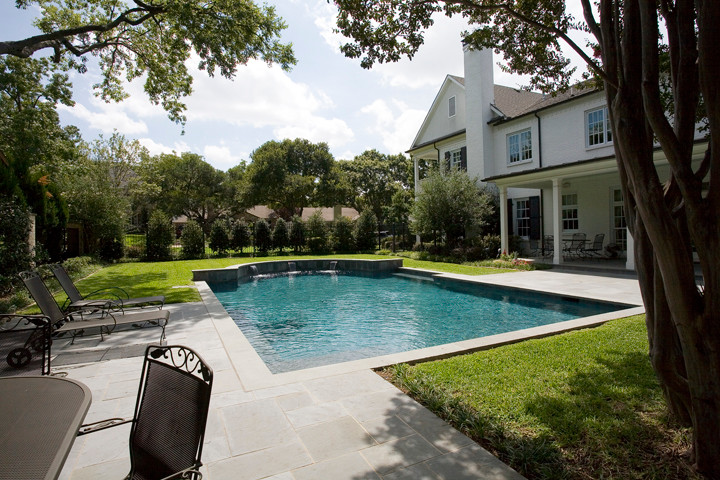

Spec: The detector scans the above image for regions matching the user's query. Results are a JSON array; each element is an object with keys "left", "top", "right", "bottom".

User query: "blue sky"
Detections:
[{"left": 2, "top": 1, "right": 568, "bottom": 171}]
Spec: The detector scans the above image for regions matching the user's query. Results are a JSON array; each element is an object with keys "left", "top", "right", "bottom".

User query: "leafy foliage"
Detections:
[
  {"left": 145, "top": 210, "right": 174, "bottom": 261},
  {"left": 0, "top": 197, "right": 32, "bottom": 295},
  {"left": 3, "top": 0, "right": 296, "bottom": 125},
  {"left": 230, "top": 219, "right": 251, "bottom": 253},
  {"left": 332, "top": 216, "right": 355, "bottom": 252},
  {"left": 180, "top": 220, "right": 205, "bottom": 259},
  {"left": 209, "top": 220, "right": 231, "bottom": 255},
  {"left": 271, "top": 218, "right": 289, "bottom": 252},
  {"left": 354, "top": 210, "right": 378, "bottom": 251},
  {"left": 304, "top": 211, "right": 329, "bottom": 253},
  {"left": 289, "top": 216, "right": 305, "bottom": 253},
  {"left": 253, "top": 219, "right": 271, "bottom": 253}
]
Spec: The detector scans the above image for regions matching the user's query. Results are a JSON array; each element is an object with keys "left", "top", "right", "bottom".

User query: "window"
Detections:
[
  {"left": 507, "top": 129, "right": 532, "bottom": 164},
  {"left": 449, "top": 96, "right": 456, "bottom": 117},
  {"left": 516, "top": 199, "right": 530, "bottom": 238},
  {"left": 562, "top": 193, "right": 578, "bottom": 231},
  {"left": 612, "top": 188, "right": 627, "bottom": 251},
  {"left": 586, "top": 107, "right": 612, "bottom": 147},
  {"left": 450, "top": 149, "right": 462, "bottom": 169}
]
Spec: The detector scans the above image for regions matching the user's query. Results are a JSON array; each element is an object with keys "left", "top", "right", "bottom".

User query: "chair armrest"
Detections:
[
  {"left": 0, "top": 313, "right": 51, "bottom": 329},
  {"left": 84, "top": 287, "right": 129, "bottom": 301},
  {"left": 77, "top": 417, "right": 131, "bottom": 435}
]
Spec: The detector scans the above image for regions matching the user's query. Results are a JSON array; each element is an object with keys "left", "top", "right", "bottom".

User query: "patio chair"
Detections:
[
  {"left": 19, "top": 271, "right": 169, "bottom": 344},
  {"left": 542, "top": 235, "right": 554, "bottom": 258},
  {"left": 50, "top": 263, "right": 165, "bottom": 313},
  {"left": 0, "top": 314, "right": 51, "bottom": 376},
  {"left": 563, "top": 233, "right": 586, "bottom": 260},
  {"left": 582, "top": 233, "right": 606, "bottom": 258},
  {"left": 79, "top": 345, "right": 213, "bottom": 480}
]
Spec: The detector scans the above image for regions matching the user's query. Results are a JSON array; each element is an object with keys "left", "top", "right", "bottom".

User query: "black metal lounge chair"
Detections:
[
  {"left": 20, "top": 271, "right": 169, "bottom": 344},
  {"left": 79, "top": 345, "right": 213, "bottom": 480},
  {"left": 50, "top": 263, "right": 165, "bottom": 312},
  {"left": 0, "top": 314, "right": 51, "bottom": 376},
  {"left": 582, "top": 233, "right": 606, "bottom": 258}
]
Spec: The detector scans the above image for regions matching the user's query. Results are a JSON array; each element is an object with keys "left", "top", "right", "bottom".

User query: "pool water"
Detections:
[{"left": 211, "top": 271, "right": 626, "bottom": 373}]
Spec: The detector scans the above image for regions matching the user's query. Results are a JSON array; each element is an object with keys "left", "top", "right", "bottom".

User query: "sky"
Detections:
[{"left": 1, "top": 1, "right": 587, "bottom": 172}]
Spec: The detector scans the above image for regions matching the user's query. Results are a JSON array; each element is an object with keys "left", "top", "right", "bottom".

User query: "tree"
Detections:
[
  {"left": 339, "top": 149, "right": 412, "bottom": 227},
  {"left": 242, "top": 139, "right": 337, "bottom": 219},
  {"left": 230, "top": 219, "right": 251, "bottom": 253},
  {"left": 253, "top": 219, "right": 271, "bottom": 253},
  {"left": 140, "top": 152, "right": 227, "bottom": 234},
  {"left": 2, "top": 1, "right": 295, "bottom": 125},
  {"left": 412, "top": 167, "right": 492, "bottom": 248},
  {"left": 180, "top": 220, "right": 204, "bottom": 259},
  {"left": 271, "top": 218, "right": 289, "bottom": 252},
  {"left": 145, "top": 210, "right": 173, "bottom": 261},
  {"left": 354, "top": 210, "right": 378, "bottom": 252},
  {"left": 305, "top": 211, "right": 329, "bottom": 253},
  {"left": 332, "top": 216, "right": 355, "bottom": 252},
  {"left": 332, "top": 0, "right": 720, "bottom": 475},
  {"left": 289, "top": 216, "right": 305, "bottom": 253},
  {"left": 0, "top": 197, "right": 32, "bottom": 296},
  {"left": 209, "top": 219, "right": 231, "bottom": 255}
]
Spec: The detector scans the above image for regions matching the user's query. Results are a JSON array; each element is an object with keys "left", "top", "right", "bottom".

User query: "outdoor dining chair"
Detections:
[
  {"left": 50, "top": 263, "right": 165, "bottom": 313},
  {"left": 20, "top": 270, "right": 169, "bottom": 344},
  {"left": 79, "top": 345, "right": 213, "bottom": 480},
  {"left": 563, "top": 233, "right": 587, "bottom": 260},
  {"left": 582, "top": 233, "right": 606, "bottom": 258},
  {"left": 0, "top": 314, "right": 51, "bottom": 376}
]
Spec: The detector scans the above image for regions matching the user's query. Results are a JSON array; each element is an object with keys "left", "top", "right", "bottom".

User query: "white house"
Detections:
[{"left": 408, "top": 47, "right": 707, "bottom": 270}]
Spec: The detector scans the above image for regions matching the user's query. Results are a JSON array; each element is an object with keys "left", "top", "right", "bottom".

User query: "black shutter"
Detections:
[
  {"left": 529, "top": 195, "right": 541, "bottom": 240},
  {"left": 507, "top": 199, "right": 514, "bottom": 235},
  {"left": 444, "top": 151, "right": 451, "bottom": 170},
  {"left": 460, "top": 146, "right": 467, "bottom": 171}
]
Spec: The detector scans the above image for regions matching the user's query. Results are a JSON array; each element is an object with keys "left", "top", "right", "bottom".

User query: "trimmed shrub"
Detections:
[
  {"left": 305, "top": 211, "right": 329, "bottom": 253},
  {"left": 230, "top": 220, "right": 250, "bottom": 253},
  {"left": 254, "top": 219, "right": 272, "bottom": 253},
  {"left": 272, "top": 218, "right": 289, "bottom": 252},
  {"left": 332, "top": 216, "right": 355, "bottom": 252},
  {"left": 145, "top": 210, "right": 174, "bottom": 261},
  {"left": 180, "top": 220, "right": 205, "bottom": 259},
  {"left": 289, "top": 216, "right": 305, "bottom": 253},
  {"left": 209, "top": 220, "right": 231, "bottom": 255},
  {"left": 0, "top": 197, "right": 31, "bottom": 296},
  {"left": 354, "top": 210, "right": 378, "bottom": 251}
]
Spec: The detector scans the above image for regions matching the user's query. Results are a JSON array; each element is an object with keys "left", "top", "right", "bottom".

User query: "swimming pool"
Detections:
[{"left": 210, "top": 271, "right": 629, "bottom": 373}]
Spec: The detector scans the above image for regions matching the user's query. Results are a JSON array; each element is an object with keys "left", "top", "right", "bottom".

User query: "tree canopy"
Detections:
[
  {"left": 332, "top": 0, "right": 720, "bottom": 476},
  {"left": 1, "top": 0, "right": 297, "bottom": 124}
]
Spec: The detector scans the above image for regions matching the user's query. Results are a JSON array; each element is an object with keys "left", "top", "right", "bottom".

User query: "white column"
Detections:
[
  {"left": 499, "top": 186, "right": 508, "bottom": 254},
  {"left": 552, "top": 178, "right": 562, "bottom": 264},
  {"left": 625, "top": 228, "right": 635, "bottom": 270},
  {"left": 413, "top": 156, "right": 421, "bottom": 245}
]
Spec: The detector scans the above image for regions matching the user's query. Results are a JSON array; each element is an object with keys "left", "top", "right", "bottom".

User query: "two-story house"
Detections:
[{"left": 408, "top": 47, "right": 706, "bottom": 270}]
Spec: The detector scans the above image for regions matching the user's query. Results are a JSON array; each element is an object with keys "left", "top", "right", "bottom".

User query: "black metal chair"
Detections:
[
  {"left": 562, "top": 233, "right": 587, "bottom": 260},
  {"left": 79, "top": 345, "right": 213, "bottom": 480},
  {"left": 50, "top": 263, "right": 165, "bottom": 313},
  {"left": 0, "top": 314, "right": 51, "bottom": 376},
  {"left": 581, "top": 233, "right": 606, "bottom": 258}
]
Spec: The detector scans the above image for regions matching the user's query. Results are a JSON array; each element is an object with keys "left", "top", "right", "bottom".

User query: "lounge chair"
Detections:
[
  {"left": 0, "top": 314, "right": 51, "bottom": 376},
  {"left": 20, "top": 271, "right": 168, "bottom": 344},
  {"left": 79, "top": 344, "right": 213, "bottom": 480},
  {"left": 50, "top": 263, "right": 165, "bottom": 313}
]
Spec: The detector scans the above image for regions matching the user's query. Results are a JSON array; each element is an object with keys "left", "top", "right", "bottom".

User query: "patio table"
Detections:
[{"left": 0, "top": 376, "right": 91, "bottom": 480}]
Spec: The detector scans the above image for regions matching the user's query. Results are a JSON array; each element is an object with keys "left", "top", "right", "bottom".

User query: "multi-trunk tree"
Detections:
[{"left": 332, "top": 0, "right": 720, "bottom": 476}]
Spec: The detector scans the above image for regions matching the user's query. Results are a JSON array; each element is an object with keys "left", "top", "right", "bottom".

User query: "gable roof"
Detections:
[{"left": 410, "top": 75, "right": 466, "bottom": 149}]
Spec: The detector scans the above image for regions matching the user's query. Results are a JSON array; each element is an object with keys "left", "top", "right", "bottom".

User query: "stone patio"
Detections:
[{"left": 55, "top": 269, "right": 644, "bottom": 480}]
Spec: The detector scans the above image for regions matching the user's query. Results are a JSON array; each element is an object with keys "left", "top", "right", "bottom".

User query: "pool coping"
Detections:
[{"left": 197, "top": 266, "right": 645, "bottom": 392}]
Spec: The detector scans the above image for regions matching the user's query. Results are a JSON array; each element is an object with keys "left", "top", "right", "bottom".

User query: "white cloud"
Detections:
[
  {"left": 203, "top": 145, "right": 246, "bottom": 172},
  {"left": 138, "top": 138, "right": 190, "bottom": 156},
  {"left": 58, "top": 100, "right": 148, "bottom": 135},
  {"left": 361, "top": 99, "right": 426, "bottom": 154}
]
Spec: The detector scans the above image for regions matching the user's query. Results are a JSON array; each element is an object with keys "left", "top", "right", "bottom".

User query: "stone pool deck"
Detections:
[{"left": 55, "top": 269, "right": 644, "bottom": 480}]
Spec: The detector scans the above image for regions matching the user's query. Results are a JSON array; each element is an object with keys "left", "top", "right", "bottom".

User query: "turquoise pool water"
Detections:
[{"left": 211, "top": 271, "right": 627, "bottom": 373}]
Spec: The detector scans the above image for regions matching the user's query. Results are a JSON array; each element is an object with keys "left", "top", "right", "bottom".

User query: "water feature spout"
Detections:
[
  {"left": 288, "top": 262, "right": 297, "bottom": 272},
  {"left": 249, "top": 265, "right": 259, "bottom": 276},
  {"left": 329, "top": 261, "right": 338, "bottom": 271}
]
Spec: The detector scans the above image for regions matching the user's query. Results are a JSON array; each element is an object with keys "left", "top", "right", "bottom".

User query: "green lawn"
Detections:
[
  {"left": 54, "top": 254, "right": 514, "bottom": 307},
  {"left": 385, "top": 315, "right": 697, "bottom": 479}
]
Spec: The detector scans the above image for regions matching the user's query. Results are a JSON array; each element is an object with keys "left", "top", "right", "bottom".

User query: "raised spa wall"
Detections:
[{"left": 192, "top": 258, "right": 404, "bottom": 284}]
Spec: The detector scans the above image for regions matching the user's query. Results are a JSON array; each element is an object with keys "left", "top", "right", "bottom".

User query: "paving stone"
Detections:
[
  {"left": 425, "top": 443, "right": 526, "bottom": 480},
  {"left": 207, "top": 439, "right": 312, "bottom": 480},
  {"left": 381, "top": 462, "right": 440, "bottom": 480},
  {"left": 285, "top": 401, "right": 348, "bottom": 429},
  {"left": 342, "top": 389, "right": 421, "bottom": 422},
  {"left": 361, "top": 415, "right": 415, "bottom": 444},
  {"left": 275, "top": 391, "right": 315, "bottom": 412},
  {"left": 296, "top": 416, "right": 377, "bottom": 462},
  {"left": 293, "top": 452, "right": 381, "bottom": 480},
  {"left": 303, "top": 370, "right": 395, "bottom": 403},
  {"left": 361, "top": 434, "right": 442, "bottom": 475},
  {"left": 412, "top": 421, "right": 474, "bottom": 453},
  {"left": 221, "top": 399, "right": 297, "bottom": 456},
  {"left": 67, "top": 458, "right": 129, "bottom": 480}
]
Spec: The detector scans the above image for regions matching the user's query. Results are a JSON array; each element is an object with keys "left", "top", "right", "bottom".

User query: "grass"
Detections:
[
  {"left": 38, "top": 253, "right": 514, "bottom": 309},
  {"left": 384, "top": 315, "right": 698, "bottom": 480}
]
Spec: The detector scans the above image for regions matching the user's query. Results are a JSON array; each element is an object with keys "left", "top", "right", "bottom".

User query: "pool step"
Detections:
[{"left": 393, "top": 272, "right": 436, "bottom": 282}]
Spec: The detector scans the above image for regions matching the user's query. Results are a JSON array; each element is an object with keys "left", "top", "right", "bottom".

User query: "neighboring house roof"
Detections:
[
  {"left": 245, "top": 205, "right": 275, "bottom": 219},
  {"left": 301, "top": 207, "right": 359, "bottom": 221}
]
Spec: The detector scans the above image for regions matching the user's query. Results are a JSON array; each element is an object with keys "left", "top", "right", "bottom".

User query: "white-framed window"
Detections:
[
  {"left": 450, "top": 149, "right": 462, "bottom": 169},
  {"left": 562, "top": 193, "right": 579, "bottom": 231},
  {"left": 516, "top": 199, "right": 530, "bottom": 238},
  {"left": 586, "top": 106, "right": 612, "bottom": 147},
  {"left": 449, "top": 96, "right": 456, "bottom": 117},
  {"left": 507, "top": 129, "right": 532, "bottom": 164},
  {"left": 611, "top": 188, "right": 627, "bottom": 251}
]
